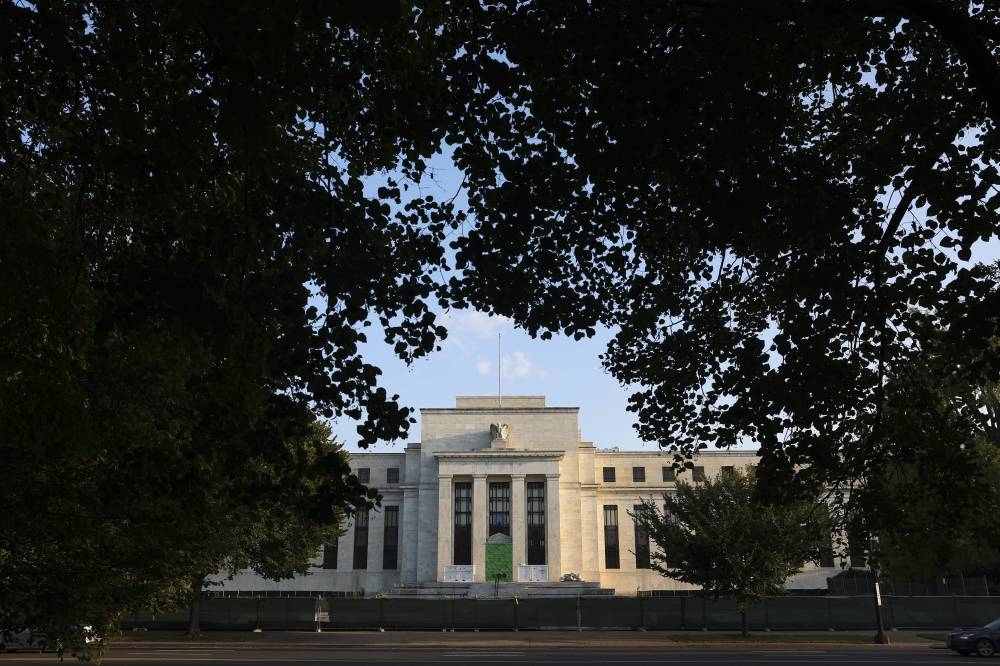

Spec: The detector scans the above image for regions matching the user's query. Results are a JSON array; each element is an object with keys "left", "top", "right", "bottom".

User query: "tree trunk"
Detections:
[
  {"left": 187, "top": 574, "right": 205, "bottom": 638},
  {"left": 740, "top": 607, "right": 748, "bottom": 637}
]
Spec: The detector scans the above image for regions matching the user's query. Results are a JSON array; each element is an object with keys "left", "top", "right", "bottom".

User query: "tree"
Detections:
[
  {"left": 1, "top": 2, "right": 460, "bottom": 645},
  {"left": 177, "top": 421, "right": 372, "bottom": 637},
  {"left": 444, "top": 1, "right": 1000, "bottom": 496},
  {"left": 853, "top": 347, "right": 1000, "bottom": 578},
  {"left": 634, "top": 467, "right": 830, "bottom": 636}
]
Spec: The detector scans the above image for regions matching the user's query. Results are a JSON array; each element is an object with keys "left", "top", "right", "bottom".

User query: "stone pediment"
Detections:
[{"left": 486, "top": 533, "right": 512, "bottom": 545}]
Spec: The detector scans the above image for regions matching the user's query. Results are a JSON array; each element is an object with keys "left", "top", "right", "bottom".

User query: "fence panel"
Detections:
[
  {"left": 700, "top": 598, "right": 766, "bottom": 630},
  {"left": 198, "top": 598, "right": 234, "bottom": 630},
  {"left": 516, "top": 598, "right": 577, "bottom": 629},
  {"left": 888, "top": 596, "right": 958, "bottom": 628},
  {"left": 451, "top": 599, "right": 515, "bottom": 630},
  {"left": 641, "top": 597, "right": 684, "bottom": 630},
  {"left": 328, "top": 599, "right": 382, "bottom": 629},
  {"left": 121, "top": 609, "right": 188, "bottom": 631},
  {"left": 955, "top": 597, "right": 1000, "bottom": 627},
  {"left": 828, "top": 596, "right": 879, "bottom": 629},
  {"left": 580, "top": 597, "right": 640, "bottom": 629},
  {"left": 765, "top": 597, "right": 832, "bottom": 630},
  {"left": 380, "top": 599, "right": 447, "bottom": 630}
]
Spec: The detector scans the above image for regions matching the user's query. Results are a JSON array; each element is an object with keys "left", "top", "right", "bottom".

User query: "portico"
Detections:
[{"left": 434, "top": 450, "right": 563, "bottom": 582}]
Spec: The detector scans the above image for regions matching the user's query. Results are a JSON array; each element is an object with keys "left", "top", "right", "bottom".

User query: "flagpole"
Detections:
[{"left": 498, "top": 332, "right": 502, "bottom": 408}]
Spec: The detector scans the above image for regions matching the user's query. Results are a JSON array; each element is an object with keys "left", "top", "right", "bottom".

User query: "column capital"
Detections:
[
  {"left": 510, "top": 473, "right": 526, "bottom": 480},
  {"left": 438, "top": 474, "right": 453, "bottom": 481},
  {"left": 545, "top": 473, "right": 561, "bottom": 480},
  {"left": 473, "top": 473, "right": 488, "bottom": 480}
]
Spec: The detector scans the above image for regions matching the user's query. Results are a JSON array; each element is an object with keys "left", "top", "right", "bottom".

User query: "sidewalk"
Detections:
[{"left": 105, "top": 629, "right": 943, "bottom": 651}]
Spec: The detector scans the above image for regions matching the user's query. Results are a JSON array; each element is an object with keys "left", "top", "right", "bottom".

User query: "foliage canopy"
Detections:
[
  {"left": 445, "top": 0, "right": 1000, "bottom": 493},
  {"left": 1, "top": 1, "right": 447, "bottom": 642},
  {"left": 634, "top": 467, "right": 829, "bottom": 635}
]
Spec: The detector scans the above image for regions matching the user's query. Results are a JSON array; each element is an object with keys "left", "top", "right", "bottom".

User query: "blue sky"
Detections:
[
  {"left": 333, "top": 158, "right": 1000, "bottom": 453},
  {"left": 333, "top": 313, "right": 636, "bottom": 453}
]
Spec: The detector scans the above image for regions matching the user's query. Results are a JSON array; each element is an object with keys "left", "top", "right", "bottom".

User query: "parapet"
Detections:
[{"left": 455, "top": 396, "right": 546, "bottom": 409}]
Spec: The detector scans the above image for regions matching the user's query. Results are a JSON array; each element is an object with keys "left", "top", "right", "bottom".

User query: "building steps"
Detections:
[{"left": 385, "top": 581, "right": 615, "bottom": 599}]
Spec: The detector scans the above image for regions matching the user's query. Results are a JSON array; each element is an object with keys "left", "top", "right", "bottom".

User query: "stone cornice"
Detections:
[
  {"left": 421, "top": 407, "right": 579, "bottom": 414},
  {"left": 433, "top": 450, "right": 565, "bottom": 461},
  {"left": 594, "top": 450, "right": 760, "bottom": 457}
]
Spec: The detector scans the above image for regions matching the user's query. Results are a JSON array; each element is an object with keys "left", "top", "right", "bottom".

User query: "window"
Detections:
[
  {"left": 634, "top": 505, "right": 650, "bottom": 569},
  {"left": 489, "top": 482, "right": 511, "bottom": 536},
  {"left": 604, "top": 505, "right": 620, "bottom": 569},
  {"left": 353, "top": 511, "right": 369, "bottom": 569},
  {"left": 848, "top": 521, "right": 867, "bottom": 568},
  {"left": 454, "top": 482, "right": 472, "bottom": 565},
  {"left": 632, "top": 466, "right": 646, "bottom": 482},
  {"left": 383, "top": 506, "right": 399, "bottom": 570},
  {"left": 721, "top": 466, "right": 734, "bottom": 475},
  {"left": 662, "top": 466, "right": 676, "bottom": 482},
  {"left": 602, "top": 467, "right": 616, "bottom": 483},
  {"left": 527, "top": 482, "right": 546, "bottom": 565},
  {"left": 820, "top": 535, "right": 836, "bottom": 568},
  {"left": 322, "top": 537, "right": 338, "bottom": 569},
  {"left": 357, "top": 467, "right": 370, "bottom": 484},
  {"left": 692, "top": 466, "right": 705, "bottom": 482},
  {"left": 386, "top": 467, "right": 400, "bottom": 484}
]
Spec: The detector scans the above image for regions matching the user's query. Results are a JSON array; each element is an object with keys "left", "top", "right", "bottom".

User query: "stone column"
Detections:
[
  {"left": 546, "top": 474, "right": 562, "bottom": 581},
  {"left": 436, "top": 475, "right": 452, "bottom": 582},
  {"left": 400, "top": 486, "right": 418, "bottom": 583},
  {"left": 510, "top": 474, "right": 526, "bottom": 577},
  {"left": 472, "top": 474, "right": 488, "bottom": 582}
]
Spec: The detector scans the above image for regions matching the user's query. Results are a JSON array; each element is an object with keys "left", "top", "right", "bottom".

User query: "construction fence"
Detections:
[{"left": 123, "top": 594, "right": 1000, "bottom": 632}]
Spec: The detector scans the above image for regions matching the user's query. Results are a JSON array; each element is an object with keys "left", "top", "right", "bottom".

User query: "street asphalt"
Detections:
[{"left": 0, "top": 630, "right": 980, "bottom": 665}]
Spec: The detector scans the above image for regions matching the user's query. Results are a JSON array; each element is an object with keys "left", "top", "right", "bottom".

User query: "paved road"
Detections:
[{"left": 0, "top": 645, "right": 977, "bottom": 666}]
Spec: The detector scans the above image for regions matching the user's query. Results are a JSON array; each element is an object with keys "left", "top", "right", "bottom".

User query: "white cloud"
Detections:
[
  {"left": 477, "top": 360, "right": 492, "bottom": 375},
  {"left": 440, "top": 310, "right": 511, "bottom": 338},
  {"left": 502, "top": 351, "right": 535, "bottom": 379}
]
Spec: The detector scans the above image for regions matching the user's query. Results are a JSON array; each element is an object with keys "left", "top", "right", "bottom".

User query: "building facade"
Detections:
[{"left": 218, "top": 396, "right": 837, "bottom": 595}]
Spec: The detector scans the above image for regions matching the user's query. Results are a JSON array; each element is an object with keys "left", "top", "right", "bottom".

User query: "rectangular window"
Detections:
[
  {"left": 322, "top": 537, "right": 338, "bottom": 569},
  {"left": 357, "top": 467, "right": 370, "bottom": 484},
  {"left": 453, "top": 482, "right": 472, "bottom": 565},
  {"left": 721, "top": 466, "right": 734, "bottom": 475},
  {"left": 383, "top": 506, "right": 399, "bottom": 570},
  {"left": 848, "top": 524, "right": 867, "bottom": 568},
  {"left": 353, "top": 511, "right": 369, "bottom": 570},
  {"left": 632, "top": 466, "right": 646, "bottom": 482},
  {"left": 820, "top": 536, "right": 836, "bottom": 568},
  {"left": 604, "top": 505, "right": 620, "bottom": 569},
  {"left": 489, "top": 482, "right": 511, "bottom": 536},
  {"left": 634, "top": 505, "right": 650, "bottom": 569},
  {"left": 527, "top": 481, "right": 546, "bottom": 565},
  {"left": 662, "top": 466, "right": 676, "bottom": 482},
  {"left": 386, "top": 467, "right": 399, "bottom": 484},
  {"left": 602, "top": 467, "right": 616, "bottom": 483},
  {"left": 692, "top": 466, "right": 705, "bottom": 482}
]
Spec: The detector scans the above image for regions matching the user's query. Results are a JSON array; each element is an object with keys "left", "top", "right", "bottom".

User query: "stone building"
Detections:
[{"left": 217, "top": 396, "right": 837, "bottom": 596}]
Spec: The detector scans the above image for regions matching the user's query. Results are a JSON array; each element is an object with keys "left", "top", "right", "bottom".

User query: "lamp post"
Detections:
[
  {"left": 868, "top": 529, "right": 890, "bottom": 645},
  {"left": 871, "top": 566, "right": 890, "bottom": 644}
]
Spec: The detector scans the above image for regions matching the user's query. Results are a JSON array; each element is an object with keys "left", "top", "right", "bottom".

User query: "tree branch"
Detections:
[
  {"left": 882, "top": 0, "right": 1000, "bottom": 125},
  {"left": 674, "top": 0, "right": 1000, "bottom": 125}
]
